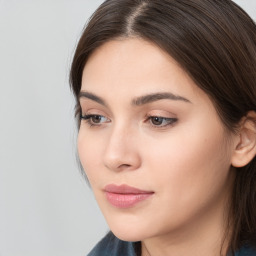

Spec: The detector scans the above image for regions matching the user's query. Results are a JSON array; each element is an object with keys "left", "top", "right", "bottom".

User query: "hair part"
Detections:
[{"left": 125, "top": 1, "right": 147, "bottom": 35}]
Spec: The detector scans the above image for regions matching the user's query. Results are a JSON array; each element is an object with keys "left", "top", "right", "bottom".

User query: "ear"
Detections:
[{"left": 231, "top": 111, "right": 256, "bottom": 168}]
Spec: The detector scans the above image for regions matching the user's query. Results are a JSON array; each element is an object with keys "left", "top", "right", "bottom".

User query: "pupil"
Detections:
[
  {"left": 152, "top": 117, "right": 163, "bottom": 125},
  {"left": 92, "top": 115, "right": 101, "bottom": 123}
]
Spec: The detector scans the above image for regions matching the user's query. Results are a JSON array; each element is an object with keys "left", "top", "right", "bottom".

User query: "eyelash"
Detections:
[
  {"left": 145, "top": 115, "right": 178, "bottom": 128},
  {"left": 80, "top": 114, "right": 110, "bottom": 127},
  {"left": 80, "top": 114, "right": 178, "bottom": 128}
]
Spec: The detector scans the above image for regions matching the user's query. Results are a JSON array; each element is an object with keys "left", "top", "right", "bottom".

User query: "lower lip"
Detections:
[{"left": 105, "top": 192, "right": 153, "bottom": 208}]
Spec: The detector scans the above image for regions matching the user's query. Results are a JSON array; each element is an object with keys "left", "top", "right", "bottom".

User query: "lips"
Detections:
[{"left": 104, "top": 184, "right": 154, "bottom": 208}]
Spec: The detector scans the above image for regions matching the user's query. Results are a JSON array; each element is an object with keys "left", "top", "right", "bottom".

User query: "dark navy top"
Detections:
[
  {"left": 87, "top": 232, "right": 256, "bottom": 256},
  {"left": 87, "top": 232, "right": 138, "bottom": 256}
]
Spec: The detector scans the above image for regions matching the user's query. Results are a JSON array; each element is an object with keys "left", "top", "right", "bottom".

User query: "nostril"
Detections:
[{"left": 118, "top": 164, "right": 132, "bottom": 169}]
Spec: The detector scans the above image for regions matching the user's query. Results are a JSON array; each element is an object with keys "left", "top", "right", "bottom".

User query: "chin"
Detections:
[
  {"left": 99, "top": 202, "right": 157, "bottom": 242},
  {"left": 111, "top": 229, "right": 143, "bottom": 242},
  {"left": 107, "top": 220, "right": 151, "bottom": 242}
]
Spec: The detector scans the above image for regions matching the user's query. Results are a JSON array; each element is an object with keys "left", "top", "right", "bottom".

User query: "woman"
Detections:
[{"left": 70, "top": 0, "right": 256, "bottom": 255}]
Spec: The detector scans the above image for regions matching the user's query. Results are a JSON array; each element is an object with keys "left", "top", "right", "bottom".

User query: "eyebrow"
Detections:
[
  {"left": 79, "top": 91, "right": 191, "bottom": 106},
  {"left": 79, "top": 91, "right": 107, "bottom": 106},
  {"left": 132, "top": 92, "right": 191, "bottom": 105}
]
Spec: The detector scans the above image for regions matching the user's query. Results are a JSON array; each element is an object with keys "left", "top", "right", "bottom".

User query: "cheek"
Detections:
[
  {"left": 143, "top": 121, "right": 231, "bottom": 202},
  {"left": 77, "top": 130, "right": 104, "bottom": 183}
]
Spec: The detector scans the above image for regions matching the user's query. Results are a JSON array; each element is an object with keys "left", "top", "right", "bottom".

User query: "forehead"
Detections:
[{"left": 81, "top": 38, "right": 207, "bottom": 104}]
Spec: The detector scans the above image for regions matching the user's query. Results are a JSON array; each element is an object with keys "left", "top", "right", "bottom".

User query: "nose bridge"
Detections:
[{"left": 103, "top": 122, "right": 140, "bottom": 171}]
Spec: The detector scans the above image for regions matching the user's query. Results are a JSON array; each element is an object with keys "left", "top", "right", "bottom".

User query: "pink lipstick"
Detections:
[{"left": 104, "top": 184, "right": 154, "bottom": 208}]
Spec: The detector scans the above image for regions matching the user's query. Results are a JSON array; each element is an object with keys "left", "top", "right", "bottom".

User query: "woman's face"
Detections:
[{"left": 78, "top": 38, "right": 236, "bottom": 242}]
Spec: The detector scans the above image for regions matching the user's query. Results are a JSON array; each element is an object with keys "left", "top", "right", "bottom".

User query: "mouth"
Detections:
[{"left": 104, "top": 184, "right": 154, "bottom": 208}]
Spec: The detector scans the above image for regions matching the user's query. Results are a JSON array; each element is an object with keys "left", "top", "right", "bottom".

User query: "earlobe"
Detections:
[{"left": 231, "top": 111, "right": 256, "bottom": 168}]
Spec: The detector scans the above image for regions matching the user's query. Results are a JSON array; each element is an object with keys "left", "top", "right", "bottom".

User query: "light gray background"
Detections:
[{"left": 0, "top": 1, "right": 255, "bottom": 255}]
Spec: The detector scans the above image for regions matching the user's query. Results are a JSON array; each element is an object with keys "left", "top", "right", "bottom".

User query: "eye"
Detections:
[
  {"left": 147, "top": 116, "right": 178, "bottom": 127},
  {"left": 80, "top": 114, "right": 110, "bottom": 126}
]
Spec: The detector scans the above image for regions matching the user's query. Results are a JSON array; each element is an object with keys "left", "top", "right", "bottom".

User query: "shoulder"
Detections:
[{"left": 87, "top": 231, "right": 138, "bottom": 256}]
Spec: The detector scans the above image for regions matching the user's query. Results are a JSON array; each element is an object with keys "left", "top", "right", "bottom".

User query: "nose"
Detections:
[{"left": 103, "top": 125, "right": 141, "bottom": 172}]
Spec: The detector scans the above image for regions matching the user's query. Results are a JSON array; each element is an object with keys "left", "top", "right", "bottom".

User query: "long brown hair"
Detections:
[{"left": 70, "top": 0, "right": 256, "bottom": 253}]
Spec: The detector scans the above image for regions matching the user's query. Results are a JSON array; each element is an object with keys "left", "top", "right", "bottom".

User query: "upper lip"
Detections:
[{"left": 104, "top": 184, "right": 154, "bottom": 194}]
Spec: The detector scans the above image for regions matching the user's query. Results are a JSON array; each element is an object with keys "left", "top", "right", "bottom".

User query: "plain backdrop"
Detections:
[{"left": 0, "top": 1, "right": 255, "bottom": 255}]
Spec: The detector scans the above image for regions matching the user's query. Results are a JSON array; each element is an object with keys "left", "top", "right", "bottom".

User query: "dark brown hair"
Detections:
[{"left": 70, "top": 0, "right": 256, "bottom": 254}]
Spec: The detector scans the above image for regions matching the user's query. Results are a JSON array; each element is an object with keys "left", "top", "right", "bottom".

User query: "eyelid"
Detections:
[
  {"left": 80, "top": 114, "right": 110, "bottom": 120},
  {"left": 147, "top": 109, "right": 176, "bottom": 117},
  {"left": 80, "top": 106, "right": 111, "bottom": 117}
]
